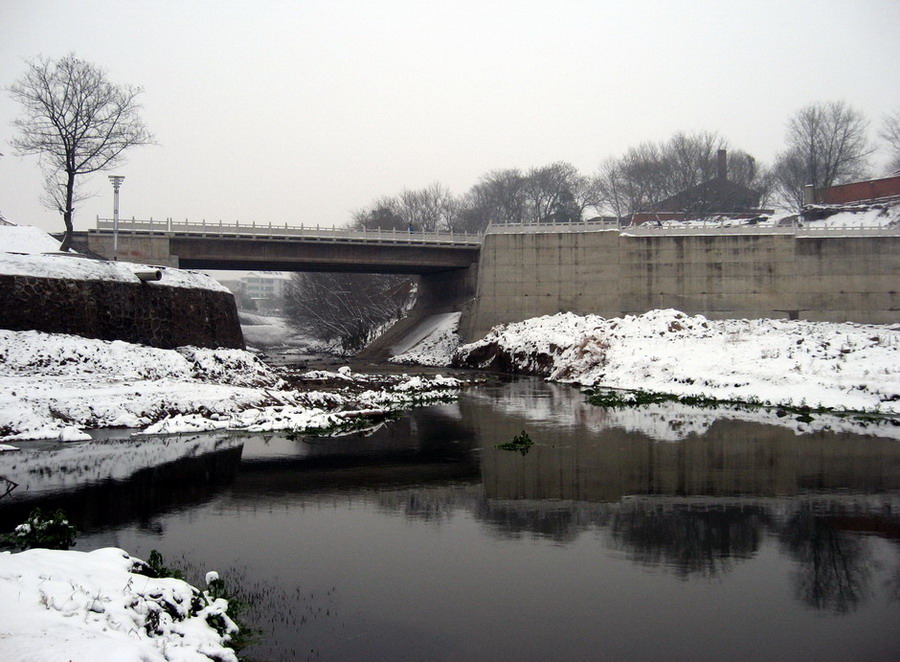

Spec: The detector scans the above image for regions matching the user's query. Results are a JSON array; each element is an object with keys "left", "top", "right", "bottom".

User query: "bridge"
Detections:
[
  {"left": 73, "top": 215, "right": 900, "bottom": 348},
  {"left": 78, "top": 217, "right": 481, "bottom": 274}
]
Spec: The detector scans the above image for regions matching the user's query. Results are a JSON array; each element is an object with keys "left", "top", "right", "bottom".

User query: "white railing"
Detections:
[
  {"left": 97, "top": 215, "right": 900, "bottom": 243},
  {"left": 486, "top": 219, "right": 622, "bottom": 234},
  {"left": 95, "top": 216, "right": 483, "bottom": 246}
]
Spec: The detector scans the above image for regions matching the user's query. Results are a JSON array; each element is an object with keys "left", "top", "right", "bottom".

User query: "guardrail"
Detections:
[
  {"left": 485, "top": 219, "right": 622, "bottom": 234},
  {"left": 97, "top": 216, "right": 900, "bottom": 243},
  {"left": 94, "top": 217, "right": 483, "bottom": 246},
  {"left": 486, "top": 219, "right": 900, "bottom": 237}
]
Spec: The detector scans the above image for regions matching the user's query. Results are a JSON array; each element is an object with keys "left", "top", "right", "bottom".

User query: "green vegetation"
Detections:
[
  {"left": 1, "top": 507, "right": 77, "bottom": 550},
  {"left": 137, "top": 550, "right": 261, "bottom": 657},
  {"left": 585, "top": 387, "right": 899, "bottom": 426},
  {"left": 496, "top": 430, "right": 534, "bottom": 455},
  {"left": 1, "top": 510, "right": 256, "bottom": 658}
]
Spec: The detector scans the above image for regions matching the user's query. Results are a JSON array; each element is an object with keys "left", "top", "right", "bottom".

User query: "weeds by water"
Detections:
[
  {"left": 1, "top": 507, "right": 77, "bottom": 550},
  {"left": 585, "top": 387, "right": 899, "bottom": 426},
  {"left": 496, "top": 430, "right": 534, "bottom": 455},
  {"left": 138, "top": 549, "right": 262, "bottom": 656}
]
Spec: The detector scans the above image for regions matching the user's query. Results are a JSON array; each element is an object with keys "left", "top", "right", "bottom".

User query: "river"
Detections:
[{"left": 1, "top": 378, "right": 898, "bottom": 661}]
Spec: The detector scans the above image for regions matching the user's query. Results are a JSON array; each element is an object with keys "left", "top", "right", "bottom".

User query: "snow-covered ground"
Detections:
[
  {"left": 0, "top": 224, "right": 462, "bottom": 442},
  {"left": 0, "top": 547, "right": 238, "bottom": 662},
  {"left": 389, "top": 312, "right": 461, "bottom": 366},
  {"left": 454, "top": 309, "right": 900, "bottom": 414},
  {"left": 0, "top": 329, "right": 463, "bottom": 442},
  {"left": 0, "top": 223, "right": 227, "bottom": 292},
  {"left": 392, "top": 309, "right": 900, "bottom": 439}
]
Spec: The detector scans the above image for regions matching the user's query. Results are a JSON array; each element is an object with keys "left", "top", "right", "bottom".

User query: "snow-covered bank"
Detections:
[
  {"left": 238, "top": 312, "right": 327, "bottom": 352},
  {"left": 0, "top": 547, "right": 237, "bottom": 662},
  {"left": 0, "top": 330, "right": 464, "bottom": 442},
  {"left": 452, "top": 309, "right": 900, "bottom": 416},
  {"left": 389, "top": 312, "right": 461, "bottom": 366},
  {"left": 0, "top": 223, "right": 226, "bottom": 292}
]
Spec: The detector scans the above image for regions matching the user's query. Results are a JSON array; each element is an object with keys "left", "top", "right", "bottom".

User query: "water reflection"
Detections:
[
  {"left": 0, "top": 435, "right": 243, "bottom": 532},
  {"left": 1, "top": 378, "right": 899, "bottom": 659}
]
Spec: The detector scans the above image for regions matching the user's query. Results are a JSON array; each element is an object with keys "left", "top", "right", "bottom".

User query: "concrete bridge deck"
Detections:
[{"left": 83, "top": 218, "right": 481, "bottom": 273}]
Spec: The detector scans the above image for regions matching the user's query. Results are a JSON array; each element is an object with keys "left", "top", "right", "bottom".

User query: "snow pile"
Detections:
[
  {"left": 1, "top": 330, "right": 282, "bottom": 387},
  {"left": 803, "top": 199, "right": 900, "bottom": 228},
  {"left": 0, "top": 224, "right": 65, "bottom": 253},
  {"left": 453, "top": 309, "right": 900, "bottom": 414},
  {"left": 0, "top": 547, "right": 237, "bottom": 662},
  {"left": 390, "top": 312, "right": 461, "bottom": 366},
  {"left": 0, "top": 223, "right": 227, "bottom": 292},
  {"left": 809, "top": 205, "right": 900, "bottom": 227}
]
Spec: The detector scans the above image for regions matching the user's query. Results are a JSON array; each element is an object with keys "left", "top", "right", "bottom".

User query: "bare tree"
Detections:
[
  {"left": 594, "top": 131, "right": 771, "bottom": 220},
  {"left": 880, "top": 108, "right": 900, "bottom": 174},
  {"left": 352, "top": 196, "right": 406, "bottom": 230},
  {"left": 284, "top": 271, "right": 413, "bottom": 352},
  {"left": 8, "top": 54, "right": 153, "bottom": 250},
  {"left": 664, "top": 131, "right": 727, "bottom": 193},
  {"left": 522, "top": 161, "right": 585, "bottom": 223},
  {"left": 397, "top": 182, "right": 459, "bottom": 232},
  {"left": 772, "top": 101, "right": 872, "bottom": 210}
]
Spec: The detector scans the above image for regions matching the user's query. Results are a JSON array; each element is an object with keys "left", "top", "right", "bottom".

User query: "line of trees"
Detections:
[{"left": 347, "top": 102, "right": 900, "bottom": 238}]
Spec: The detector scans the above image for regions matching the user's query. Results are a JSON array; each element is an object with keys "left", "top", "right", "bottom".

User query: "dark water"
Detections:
[{"left": 1, "top": 379, "right": 899, "bottom": 661}]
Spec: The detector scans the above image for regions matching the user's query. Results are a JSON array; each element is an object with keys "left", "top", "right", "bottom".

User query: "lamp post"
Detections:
[{"left": 108, "top": 175, "right": 125, "bottom": 260}]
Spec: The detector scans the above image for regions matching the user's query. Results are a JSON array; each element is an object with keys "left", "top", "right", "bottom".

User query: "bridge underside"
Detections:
[
  {"left": 172, "top": 236, "right": 478, "bottom": 273},
  {"left": 82, "top": 231, "right": 479, "bottom": 275}
]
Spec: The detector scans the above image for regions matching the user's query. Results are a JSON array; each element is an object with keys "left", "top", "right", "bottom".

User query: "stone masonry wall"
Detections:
[
  {"left": 0, "top": 275, "right": 244, "bottom": 349},
  {"left": 462, "top": 231, "right": 900, "bottom": 340}
]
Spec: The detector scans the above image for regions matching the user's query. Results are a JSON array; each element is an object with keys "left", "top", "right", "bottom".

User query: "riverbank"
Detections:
[
  {"left": 0, "top": 546, "right": 238, "bottom": 662},
  {"left": 390, "top": 308, "right": 900, "bottom": 437},
  {"left": 0, "top": 328, "right": 468, "bottom": 443}
]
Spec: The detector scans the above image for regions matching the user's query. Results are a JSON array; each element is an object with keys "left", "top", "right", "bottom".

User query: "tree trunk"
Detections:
[{"left": 59, "top": 170, "right": 75, "bottom": 252}]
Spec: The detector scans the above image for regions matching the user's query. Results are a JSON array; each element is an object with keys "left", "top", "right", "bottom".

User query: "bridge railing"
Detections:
[
  {"left": 486, "top": 219, "right": 622, "bottom": 234},
  {"left": 94, "top": 217, "right": 483, "bottom": 246},
  {"left": 486, "top": 218, "right": 900, "bottom": 237}
]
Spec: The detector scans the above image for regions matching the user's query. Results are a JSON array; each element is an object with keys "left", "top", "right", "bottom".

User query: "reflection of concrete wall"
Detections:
[
  {"left": 465, "top": 231, "right": 900, "bottom": 339},
  {"left": 475, "top": 415, "right": 900, "bottom": 502}
]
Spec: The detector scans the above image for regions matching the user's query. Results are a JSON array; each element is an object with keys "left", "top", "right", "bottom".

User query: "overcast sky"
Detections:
[{"left": 2, "top": 0, "right": 899, "bottom": 235}]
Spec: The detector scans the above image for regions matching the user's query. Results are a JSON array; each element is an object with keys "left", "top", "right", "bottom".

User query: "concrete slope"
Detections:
[{"left": 357, "top": 267, "right": 476, "bottom": 361}]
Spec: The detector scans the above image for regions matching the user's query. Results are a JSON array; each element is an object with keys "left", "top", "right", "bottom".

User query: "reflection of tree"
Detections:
[
  {"left": 0, "top": 476, "right": 17, "bottom": 500},
  {"left": 474, "top": 501, "right": 583, "bottom": 544},
  {"left": 608, "top": 504, "right": 766, "bottom": 578},
  {"left": 778, "top": 507, "right": 872, "bottom": 614}
]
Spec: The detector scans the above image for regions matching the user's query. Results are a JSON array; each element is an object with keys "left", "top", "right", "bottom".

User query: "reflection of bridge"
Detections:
[{"left": 80, "top": 217, "right": 481, "bottom": 273}]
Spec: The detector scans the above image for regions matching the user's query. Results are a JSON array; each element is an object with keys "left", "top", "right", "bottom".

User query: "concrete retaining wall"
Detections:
[
  {"left": 0, "top": 275, "right": 244, "bottom": 349},
  {"left": 462, "top": 230, "right": 900, "bottom": 340}
]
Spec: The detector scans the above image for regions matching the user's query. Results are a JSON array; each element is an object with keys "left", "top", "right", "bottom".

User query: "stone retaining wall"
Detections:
[{"left": 0, "top": 275, "right": 244, "bottom": 349}]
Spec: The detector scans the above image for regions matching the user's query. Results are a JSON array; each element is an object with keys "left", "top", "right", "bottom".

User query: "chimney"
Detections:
[{"left": 717, "top": 149, "right": 727, "bottom": 180}]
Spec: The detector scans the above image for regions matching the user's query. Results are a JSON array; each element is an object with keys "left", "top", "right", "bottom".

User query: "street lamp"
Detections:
[{"left": 108, "top": 175, "right": 125, "bottom": 260}]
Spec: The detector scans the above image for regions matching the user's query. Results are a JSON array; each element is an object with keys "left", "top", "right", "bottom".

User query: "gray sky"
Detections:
[{"left": 2, "top": 0, "right": 899, "bottom": 235}]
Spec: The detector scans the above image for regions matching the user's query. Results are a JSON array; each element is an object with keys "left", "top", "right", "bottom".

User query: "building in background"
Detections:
[{"left": 219, "top": 271, "right": 290, "bottom": 313}]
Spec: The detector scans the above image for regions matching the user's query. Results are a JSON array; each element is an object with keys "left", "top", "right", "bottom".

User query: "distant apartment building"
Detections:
[{"left": 221, "top": 271, "right": 290, "bottom": 311}]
